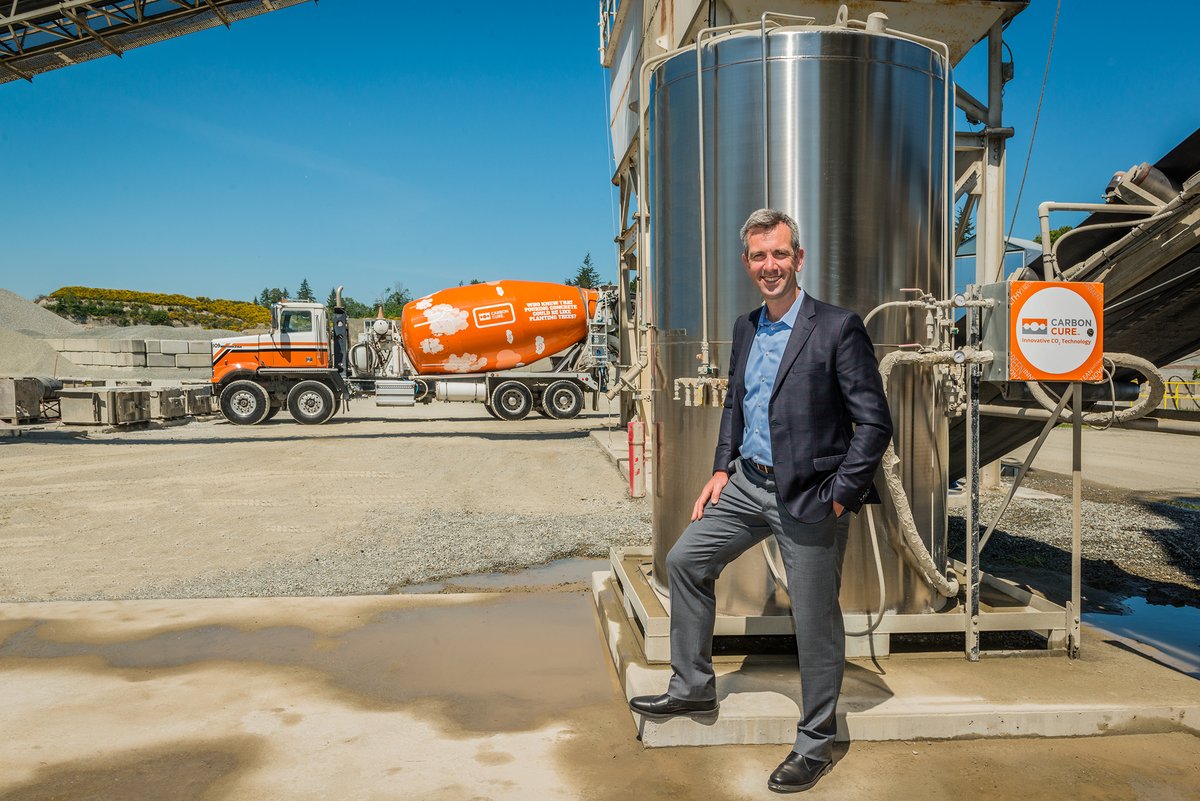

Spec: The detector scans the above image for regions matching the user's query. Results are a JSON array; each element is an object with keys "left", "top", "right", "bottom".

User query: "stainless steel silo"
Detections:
[{"left": 647, "top": 23, "right": 952, "bottom": 617}]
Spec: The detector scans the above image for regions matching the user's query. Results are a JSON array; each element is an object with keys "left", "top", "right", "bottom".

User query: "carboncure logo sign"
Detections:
[{"left": 1008, "top": 282, "right": 1104, "bottom": 381}]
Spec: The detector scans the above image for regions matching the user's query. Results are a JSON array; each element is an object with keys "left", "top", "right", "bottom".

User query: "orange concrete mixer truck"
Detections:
[{"left": 210, "top": 280, "right": 618, "bottom": 425}]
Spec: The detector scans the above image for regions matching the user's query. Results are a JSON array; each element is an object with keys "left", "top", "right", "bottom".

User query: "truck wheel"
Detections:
[
  {"left": 541, "top": 380, "right": 584, "bottom": 419},
  {"left": 288, "top": 380, "right": 336, "bottom": 425},
  {"left": 483, "top": 402, "right": 501, "bottom": 419},
  {"left": 263, "top": 402, "right": 282, "bottom": 422},
  {"left": 220, "top": 380, "right": 271, "bottom": 425},
  {"left": 490, "top": 381, "right": 533, "bottom": 421}
]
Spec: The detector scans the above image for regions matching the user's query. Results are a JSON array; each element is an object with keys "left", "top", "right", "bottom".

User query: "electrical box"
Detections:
[{"left": 979, "top": 281, "right": 1104, "bottom": 383}]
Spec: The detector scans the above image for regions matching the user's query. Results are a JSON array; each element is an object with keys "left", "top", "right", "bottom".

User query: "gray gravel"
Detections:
[
  {"left": 0, "top": 288, "right": 82, "bottom": 337},
  {"left": 0, "top": 327, "right": 81, "bottom": 377},
  {"left": 951, "top": 484, "right": 1200, "bottom": 604},
  {"left": 86, "top": 502, "right": 652, "bottom": 601}
]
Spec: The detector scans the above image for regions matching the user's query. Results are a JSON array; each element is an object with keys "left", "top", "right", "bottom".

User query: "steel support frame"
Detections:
[{"left": 0, "top": 0, "right": 314, "bottom": 83}]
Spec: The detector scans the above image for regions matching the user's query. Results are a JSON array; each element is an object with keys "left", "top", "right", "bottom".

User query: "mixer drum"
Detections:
[
  {"left": 648, "top": 26, "right": 952, "bottom": 616},
  {"left": 401, "top": 281, "right": 598, "bottom": 375}
]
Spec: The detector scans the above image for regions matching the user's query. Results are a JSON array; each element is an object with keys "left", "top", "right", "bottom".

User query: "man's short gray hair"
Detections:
[{"left": 739, "top": 208, "right": 800, "bottom": 256}]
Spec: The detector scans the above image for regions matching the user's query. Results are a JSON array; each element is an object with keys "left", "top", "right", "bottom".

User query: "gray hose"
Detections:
[
  {"left": 1026, "top": 352, "right": 1164, "bottom": 426},
  {"left": 876, "top": 349, "right": 996, "bottom": 598}
]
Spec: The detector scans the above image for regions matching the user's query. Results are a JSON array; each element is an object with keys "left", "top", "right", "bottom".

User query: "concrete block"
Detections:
[
  {"left": 174, "top": 354, "right": 211, "bottom": 368},
  {"left": 41, "top": 339, "right": 67, "bottom": 351},
  {"left": 0, "top": 378, "right": 43, "bottom": 423},
  {"left": 67, "top": 338, "right": 101, "bottom": 352},
  {"left": 183, "top": 386, "right": 213, "bottom": 416},
  {"left": 107, "top": 340, "right": 147, "bottom": 354},
  {"left": 59, "top": 388, "right": 150, "bottom": 425},
  {"left": 99, "top": 353, "right": 144, "bottom": 367},
  {"left": 160, "top": 340, "right": 190, "bottom": 355},
  {"left": 145, "top": 340, "right": 161, "bottom": 354},
  {"left": 64, "top": 352, "right": 100, "bottom": 366},
  {"left": 149, "top": 388, "right": 186, "bottom": 419},
  {"left": 146, "top": 354, "right": 176, "bottom": 368},
  {"left": 188, "top": 341, "right": 212, "bottom": 354}
]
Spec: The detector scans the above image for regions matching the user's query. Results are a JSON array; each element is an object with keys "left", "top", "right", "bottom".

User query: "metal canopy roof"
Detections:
[
  {"left": 0, "top": 0, "right": 314, "bottom": 84},
  {"left": 716, "top": 0, "right": 1028, "bottom": 65}
]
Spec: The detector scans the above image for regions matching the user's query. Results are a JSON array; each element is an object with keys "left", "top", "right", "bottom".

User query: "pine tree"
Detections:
[
  {"left": 565, "top": 253, "right": 602, "bottom": 288},
  {"left": 297, "top": 278, "right": 315, "bottom": 302}
]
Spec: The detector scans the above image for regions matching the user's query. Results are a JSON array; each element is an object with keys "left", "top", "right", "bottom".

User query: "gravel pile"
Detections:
[
  {"left": 0, "top": 327, "right": 81, "bottom": 377},
  {"left": 951, "top": 487, "right": 1200, "bottom": 604},
  {"left": 111, "top": 502, "right": 652, "bottom": 600},
  {"left": 0, "top": 288, "right": 81, "bottom": 337}
]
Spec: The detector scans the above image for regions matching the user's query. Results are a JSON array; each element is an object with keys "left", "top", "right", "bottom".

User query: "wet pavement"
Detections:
[{"left": 2, "top": 588, "right": 1199, "bottom": 800}]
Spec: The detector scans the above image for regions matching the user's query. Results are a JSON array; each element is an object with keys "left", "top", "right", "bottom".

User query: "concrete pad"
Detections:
[
  {"left": 175, "top": 353, "right": 210, "bottom": 368},
  {"left": 3, "top": 592, "right": 1199, "bottom": 801},
  {"left": 592, "top": 572, "right": 1200, "bottom": 748},
  {"left": 160, "top": 340, "right": 190, "bottom": 355}
]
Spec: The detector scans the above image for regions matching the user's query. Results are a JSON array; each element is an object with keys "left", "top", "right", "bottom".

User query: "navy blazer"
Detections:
[{"left": 713, "top": 293, "right": 893, "bottom": 523}]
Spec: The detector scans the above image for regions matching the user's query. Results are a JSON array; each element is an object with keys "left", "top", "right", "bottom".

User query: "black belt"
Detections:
[{"left": 744, "top": 459, "right": 775, "bottom": 475}]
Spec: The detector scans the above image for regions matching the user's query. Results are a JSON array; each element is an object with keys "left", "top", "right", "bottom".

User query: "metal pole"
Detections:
[
  {"left": 965, "top": 289, "right": 981, "bottom": 661},
  {"left": 1069, "top": 384, "right": 1083, "bottom": 657},
  {"left": 977, "top": 21, "right": 1006, "bottom": 286}
]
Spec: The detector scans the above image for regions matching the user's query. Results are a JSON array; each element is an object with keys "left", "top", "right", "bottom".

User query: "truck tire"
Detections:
[
  {"left": 263, "top": 402, "right": 282, "bottom": 422},
  {"left": 483, "top": 402, "right": 501, "bottom": 419},
  {"left": 490, "top": 380, "right": 533, "bottom": 421},
  {"left": 288, "top": 380, "right": 337, "bottom": 425},
  {"left": 541, "top": 380, "right": 584, "bottom": 419},
  {"left": 220, "top": 379, "right": 271, "bottom": 425}
]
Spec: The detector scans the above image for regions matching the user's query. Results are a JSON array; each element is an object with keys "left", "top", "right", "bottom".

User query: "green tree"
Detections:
[
  {"left": 378, "top": 282, "right": 413, "bottom": 319},
  {"left": 565, "top": 253, "right": 602, "bottom": 288},
  {"left": 955, "top": 204, "right": 975, "bottom": 241},
  {"left": 297, "top": 278, "right": 315, "bottom": 302},
  {"left": 258, "top": 287, "right": 288, "bottom": 307},
  {"left": 1033, "top": 225, "right": 1073, "bottom": 246},
  {"left": 328, "top": 287, "right": 374, "bottom": 317}
]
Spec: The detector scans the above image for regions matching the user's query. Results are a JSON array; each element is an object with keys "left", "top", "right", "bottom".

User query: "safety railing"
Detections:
[{"left": 1138, "top": 379, "right": 1200, "bottom": 411}]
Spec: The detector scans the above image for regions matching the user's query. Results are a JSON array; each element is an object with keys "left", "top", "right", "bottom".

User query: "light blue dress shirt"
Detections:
[{"left": 740, "top": 290, "right": 805, "bottom": 467}]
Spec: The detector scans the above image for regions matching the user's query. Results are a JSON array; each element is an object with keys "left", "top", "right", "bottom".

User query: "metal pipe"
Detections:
[
  {"left": 1069, "top": 385, "right": 1083, "bottom": 658},
  {"left": 979, "top": 404, "right": 1200, "bottom": 435},
  {"left": 1037, "top": 201, "right": 1165, "bottom": 278},
  {"left": 955, "top": 85, "right": 988, "bottom": 124}
]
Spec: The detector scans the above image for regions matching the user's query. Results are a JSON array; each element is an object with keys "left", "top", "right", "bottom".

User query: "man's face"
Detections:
[{"left": 742, "top": 222, "right": 803, "bottom": 304}]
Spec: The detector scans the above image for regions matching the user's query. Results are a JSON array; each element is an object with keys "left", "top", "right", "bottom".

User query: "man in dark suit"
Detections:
[{"left": 629, "top": 208, "right": 892, "bottom": 793}]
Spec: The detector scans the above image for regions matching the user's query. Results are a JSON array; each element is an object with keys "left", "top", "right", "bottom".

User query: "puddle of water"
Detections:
[
  {"left": 1084, "top": 596, "right": 1200, "bottom": 677},
  {"left": 398, "top": 557, "right": 608, "bottom": 593},
  {"left": 0, "top": 593, "right": 613, "bottom": 735}
]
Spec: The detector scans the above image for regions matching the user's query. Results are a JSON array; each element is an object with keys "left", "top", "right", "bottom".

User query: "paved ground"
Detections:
[
  {"left": 1010, "top": 426, "right": 1200, "bottom": 497},
  {"left": 2, "top": 591, "right": 1199, "bottom": 801},
  {"left": 2, "top": 399, "right": 1199, "bottom": 799}
]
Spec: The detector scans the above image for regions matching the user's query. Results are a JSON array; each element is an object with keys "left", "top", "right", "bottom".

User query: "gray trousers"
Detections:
[{"left": 665, "top": 459, "right": 850, "bottom": 760}]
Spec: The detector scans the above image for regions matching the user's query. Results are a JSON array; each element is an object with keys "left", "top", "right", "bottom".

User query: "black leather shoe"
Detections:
[
  {"left": 767, "top": 752, "right": 832, "bottom": 793},
  {"left": 628, "top": 692, "right": 718, "bottom": 719}
]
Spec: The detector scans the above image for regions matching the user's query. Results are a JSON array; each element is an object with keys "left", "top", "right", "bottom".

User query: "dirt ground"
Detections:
[{"left": 0, "top": 402, "right": 645, "bottom": 602}]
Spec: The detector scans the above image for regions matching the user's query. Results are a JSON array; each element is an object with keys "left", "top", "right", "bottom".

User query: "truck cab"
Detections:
[{"left": 211, "top": 300, "right": 346, "bottom": 425}]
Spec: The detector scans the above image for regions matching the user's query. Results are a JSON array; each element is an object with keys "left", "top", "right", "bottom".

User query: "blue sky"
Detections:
[{"left": 1, "top": 1, "right": 1197, "bottom": 306}]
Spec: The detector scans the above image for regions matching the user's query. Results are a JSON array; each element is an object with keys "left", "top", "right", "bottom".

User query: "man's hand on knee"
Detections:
[{"left": 691, "top": 471, "right": 729, "bottom": 521}]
